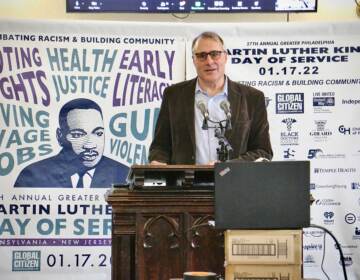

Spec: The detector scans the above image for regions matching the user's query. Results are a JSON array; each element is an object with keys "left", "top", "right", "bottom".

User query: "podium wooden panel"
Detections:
[{"left": 106, "top": 165, "right": 224, "bottom": 280}]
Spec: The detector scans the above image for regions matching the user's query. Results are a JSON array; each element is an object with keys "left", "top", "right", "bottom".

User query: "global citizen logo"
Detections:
[
  {"left": 280, "top": 118, "right": 299, "bottom": 145},
  {"left": 276, "top": 93, "right": 304, "bottom": 114},
  {"left": 12, "top": 251, "right": 40, "bottom": 271},
  {"left": 309, "top": 120, "right": 332, "bottom": 142},
  {"left": 307, "top": 149, "right": 345, "bottom": 159}
]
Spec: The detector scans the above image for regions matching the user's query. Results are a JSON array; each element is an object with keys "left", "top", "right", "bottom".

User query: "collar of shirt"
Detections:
[
  {"left": 194, "top": 77, "right": 229, "bottom": 164},
  {"left": 71, "top": 168, "right": 95, "bottom": 188},
  {"left": 195, "top": 76, "right": 228, "bottom": 97}
]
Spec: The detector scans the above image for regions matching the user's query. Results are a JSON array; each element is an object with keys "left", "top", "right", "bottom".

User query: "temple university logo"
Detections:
[
  {"left": 310, "top": 120, "right": 332, "bottom": 142},
  {"left": 280, "top": 118, "right": 299, "bottom": 146}
]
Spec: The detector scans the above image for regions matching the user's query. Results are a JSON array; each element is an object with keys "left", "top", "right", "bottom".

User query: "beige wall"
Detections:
[{"left": 0, "top": 0, "right": 359, "bottom": 22}]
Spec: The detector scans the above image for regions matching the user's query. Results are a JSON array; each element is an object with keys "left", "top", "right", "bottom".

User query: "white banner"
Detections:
[
  {"left": 187, "top": 22, "right": 360, "bottom": 280},
  {"left": 0, "top": 20, "right": 185, "bottom": 280},
  {"left": 1, "top": 19, "right": 360, "bottom": 280}
]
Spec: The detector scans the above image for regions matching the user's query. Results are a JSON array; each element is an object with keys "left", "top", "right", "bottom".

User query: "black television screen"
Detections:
[{"left": 66, "top": 0, "right": 317, "bottom": 13}]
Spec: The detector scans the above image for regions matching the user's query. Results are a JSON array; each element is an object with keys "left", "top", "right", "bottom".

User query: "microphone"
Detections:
[
  {"left": 196, "top": 100, "right": 209, "bottom": 130},
  {"left": 220, "top": 100, "right": 232, "bottom": 130},
  {"left": 220, "top": 100, "right": 231, "bottom": 119}
]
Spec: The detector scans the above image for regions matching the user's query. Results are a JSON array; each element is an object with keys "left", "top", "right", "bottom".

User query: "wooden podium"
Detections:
[{"left": 105, "top": 165, "right": 224, "bottom": 280}]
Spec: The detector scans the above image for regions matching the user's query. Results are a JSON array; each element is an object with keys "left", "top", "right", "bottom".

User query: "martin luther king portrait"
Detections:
[{"left": 14, "top": 98, "right": 129, "bottom": 188}]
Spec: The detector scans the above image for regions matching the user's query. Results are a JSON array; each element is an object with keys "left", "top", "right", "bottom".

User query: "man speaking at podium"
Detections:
[{"left": 149, "top": 31, "right": 272, "bottom": 165}]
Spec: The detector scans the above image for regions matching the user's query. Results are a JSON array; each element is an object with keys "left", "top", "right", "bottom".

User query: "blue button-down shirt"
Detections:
[{"left": 194, "top": 78, "right": 229, "bottom": 164}]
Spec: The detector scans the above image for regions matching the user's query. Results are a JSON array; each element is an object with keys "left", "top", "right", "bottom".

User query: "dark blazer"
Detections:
[
  {"left": 148, "top": 77, "right": 273, "bottom": 164},
  {"left": 14, "top": 150, "right": 129, "bottom": 188}
]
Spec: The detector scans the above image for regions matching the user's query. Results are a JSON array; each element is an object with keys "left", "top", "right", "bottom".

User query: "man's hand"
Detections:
[{"left": 150, "top": 160, "right": 167, "bottom": 165}]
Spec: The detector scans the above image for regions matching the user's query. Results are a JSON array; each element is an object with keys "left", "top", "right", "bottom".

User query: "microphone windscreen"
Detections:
[
  {"left": 196, "top": 100, "right": 208, "bottom": 117},
  {"left": 220, "top": 100, "right": 231, "bottom": 117}
]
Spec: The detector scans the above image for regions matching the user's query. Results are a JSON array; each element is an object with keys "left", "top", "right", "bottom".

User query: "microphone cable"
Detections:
[
  {"left": 308, "top": 224, "right": 348, "bottom": 280},
  {"left": 321, "top": 228, "right": 330, "bottom": 280}
]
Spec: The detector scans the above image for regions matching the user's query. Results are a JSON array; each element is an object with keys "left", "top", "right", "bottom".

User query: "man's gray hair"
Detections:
[{"left": 191, "top": 31, "right": 225, "bottom": 53}]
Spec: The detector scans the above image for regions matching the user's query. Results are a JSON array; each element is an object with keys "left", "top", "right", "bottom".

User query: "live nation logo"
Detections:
[
  {"left": 309, "top": 120, "right": 332, "bottom": 142},
  {"left": 280, "top": 118, "right": 299, "bottom": 145},
  {"left": 276, "top": 93, "right": 304, "bottom": 114}
]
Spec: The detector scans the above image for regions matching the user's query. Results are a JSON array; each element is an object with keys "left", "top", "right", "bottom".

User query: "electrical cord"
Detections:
[
  {"left": 308, "top": 224, "right": 348, "bottom": 280},
  {"left": 321, "top": 229, "right": 330, "bottom": 280}
]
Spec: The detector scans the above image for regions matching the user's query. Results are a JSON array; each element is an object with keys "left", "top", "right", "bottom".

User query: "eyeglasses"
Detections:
[{"left": 193, "top": 50, "right": 226, "bottom": 61}]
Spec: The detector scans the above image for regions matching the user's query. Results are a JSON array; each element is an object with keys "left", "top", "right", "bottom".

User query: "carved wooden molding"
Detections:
[
  {"left": 188, "top": 215, "right": 213, "bottom": 248},
  {"left": 143, "top": 215, "right": 180, "bottom": 249}
]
